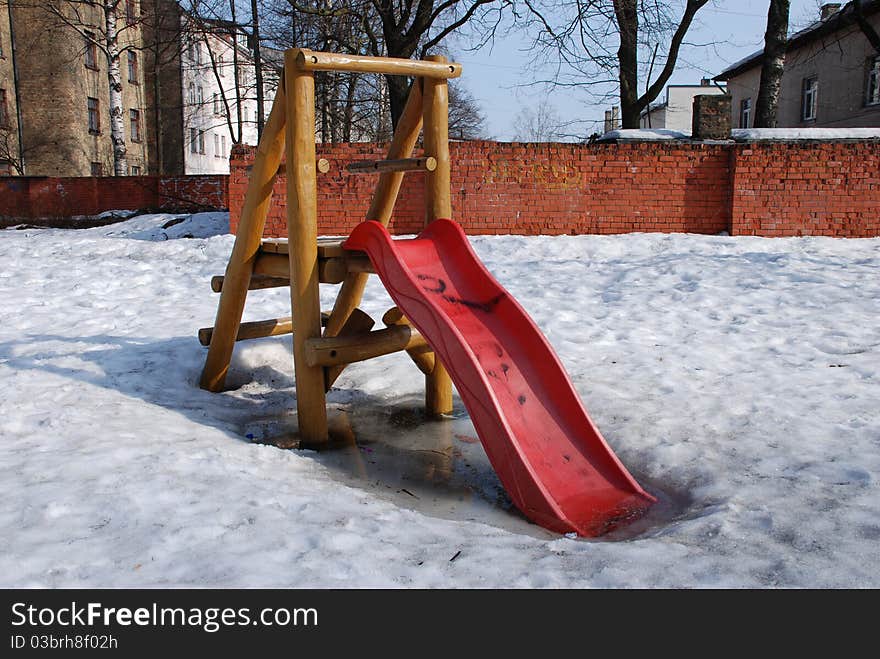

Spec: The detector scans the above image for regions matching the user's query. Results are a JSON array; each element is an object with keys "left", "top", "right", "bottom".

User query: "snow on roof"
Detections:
[
  {"left": 732, "top": 128, "right": 880, "bottom": 141},
  {"left": 598, "top": 129, "right": 691, "bottom": 142}
]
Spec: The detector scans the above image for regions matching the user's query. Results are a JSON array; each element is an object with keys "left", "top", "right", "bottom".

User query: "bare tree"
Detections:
[
  {"left": 448, "top": 81, "right": 486, "bottom": 139},
  {"left": 522, "top": 0, "right": 711, "bottom": 129},
  {"left": 0, "top": 127, "right": 25, "bottom": 175},
  {"left": 36, "top": 1, "right": 135, "bottom": 175},
  {"left": 263, "top": 0, "right": 386, "bottom": 141},
  {"left": 512, "top": 100, "right": 565, "bottom": 141},
  {"left": 282, "top": 1, "right": 505, "bottom": 128},
  {"left": 181, "top": 0, "right": 279, "bottom": 147},
  {"left": 852, "top": 0, "right": 880, "bottom": 53},
  {"left": 754, "top": 0, "right": 791, "bottom": 128}
]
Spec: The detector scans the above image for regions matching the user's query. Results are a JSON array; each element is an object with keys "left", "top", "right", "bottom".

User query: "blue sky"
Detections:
[{"left": 447, "top": 0, "right": 824, "bottom": 139}]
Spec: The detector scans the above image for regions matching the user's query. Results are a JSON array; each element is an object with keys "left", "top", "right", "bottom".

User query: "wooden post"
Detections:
[
  {"left": 421, "top": 56, "right": 454, "bottom": 415},
  {"left": 285, "top": 52, "right": 328, "bottom": 444},
  {"left": 323, "top": 80, "right": 424, "bottom": 339},
  {"left": 199, "top": 85, "right": 287, "bottom": 392}
]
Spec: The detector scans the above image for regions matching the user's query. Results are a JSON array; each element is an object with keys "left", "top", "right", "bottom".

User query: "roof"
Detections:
[{"left": 714, "top": 0, "right": 880, "bottom": 81}]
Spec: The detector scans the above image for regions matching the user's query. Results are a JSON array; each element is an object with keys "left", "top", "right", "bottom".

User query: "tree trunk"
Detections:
[
  {"left": 231, "top": 1, "right": 242, "bottom": 143},
  {"left": 854, "top": 0, "right": 880, "bottom": 54},
  {"left": 250, "top": 0, "right": 265, "bottom": 138},
  {"left": 613, "top": 0, "right": 640, "bottom": 128},
  {"left": 343, "top": 74, "right": 356, "bottom": 142},
  {"left": 105, "top": 2, "right": 127, "bottom": 175},
  {"left": 386, "top": 74, "right": 411, "bottom": 130},
  {"left": 755, "top": 0, "right": 790, "bottom": 128}
]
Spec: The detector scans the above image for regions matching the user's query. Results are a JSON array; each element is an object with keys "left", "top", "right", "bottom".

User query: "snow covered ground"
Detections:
[{"left": 1, "top": 212, "right": 878, "bottom": 588}]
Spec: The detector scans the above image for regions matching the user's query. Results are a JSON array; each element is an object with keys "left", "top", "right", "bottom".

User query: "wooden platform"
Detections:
[{"left": 260, "top": 237, "right": 347, "bottom": 259}]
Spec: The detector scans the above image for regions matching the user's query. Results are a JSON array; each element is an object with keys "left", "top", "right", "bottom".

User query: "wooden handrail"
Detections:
[
  {"left": 346, "top": 157, "right": 436, "bottom": 175},
  {"left": 294, "top": 49, "right": 461, "bottom": 79}
]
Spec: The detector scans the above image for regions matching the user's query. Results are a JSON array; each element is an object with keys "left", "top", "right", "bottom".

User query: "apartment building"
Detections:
[
  {"left": 1, "top": 0, "right": 150, "bottom": 176},
  {"left": 0, "top": 1, "right": 20, "bottom": 174},
  {"left": 147, "top": 1, "right": 276, "bottom": 175},
  {"left": 716, "top": 1, "right": 880, "bottom": 129},
  {"left": 0, "top": 0, "right": 275, "bottom": 176}
]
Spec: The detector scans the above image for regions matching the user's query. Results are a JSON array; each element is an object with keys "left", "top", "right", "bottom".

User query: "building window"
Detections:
[
  {"left": 129, "top": 109, "right": 141, "bottom": 142},
  {"left": 213, "top": 93, "right": 220, "bottom": 115},
  {"left": 198, "top": 129, "right": 205, "bottom": 154},
  {"left": 867, "top": 56, "right": 880, "bottom": 107},
  {"left": 190, "top": 42, "right": 202, "bottom": 65},
  {"left": 197, "top": 86, "right": 204, "bottom": 105},
  {"left": 802, "top": 76, "right": 818, "bottom": 121},
  {"left": 739, "top": 98, "right": 751, "bottom": 128},
  {"left": 87, "top": 97, "right": 100, "bottom": 134},
  {"left": 214, "top": 133, "right": 220, "bottom": 157},
  {"left": 84, "top": 32, "right": 98, "bottom": 70},
  {"left": 127, "top": 51, "right": 138, "bottom": 83},
  {"left": 217, "top": 54, "right": 225, "bottom": 74},
  {"left": 242, "top": 106, "right": 248, "bottom": 123},
  {"left": 129, "top": 165, "right": 141, "bottom": 175},
  {"left": 125, "top": 0, "right": 137, "bottom": 27},
  {"left": 221, "top": 135, "right": 226, "bottom": 158},
  {"left": 0, "top": 161, "right": 12, "bottom": 175},
  {"left": 190, "top": 127, "right": 197, "bottom": 153},
  {"left": 90, "top": 162, "right": 103, "bottom": 176},
  {"left": 187, "top": 82, "right": 195, "bottom": 106},
  {"left": 0, "top": 89, "right": 9, "bottom": 128}
]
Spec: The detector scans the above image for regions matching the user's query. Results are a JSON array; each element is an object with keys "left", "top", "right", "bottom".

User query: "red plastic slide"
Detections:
[{"left": 344, "top": 219, "right": 656, "bottom": 536}]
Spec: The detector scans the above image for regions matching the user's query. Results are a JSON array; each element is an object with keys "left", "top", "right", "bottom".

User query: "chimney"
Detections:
[
  {"left": 820, "top": 3, "right": 841, "bottom": 20},
  {"left": 701, "top": 78, "right": 711, "bottom": 87},
  {"left": 692, "top": 94, "right": 732, "bottom": 141}
]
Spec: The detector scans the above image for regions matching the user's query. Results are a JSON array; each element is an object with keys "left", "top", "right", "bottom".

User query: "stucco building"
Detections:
[
  {"left": 639, "top": 80, "right": 727, "bottom": 133},
  {"left": 715, "top": 1, "right": 880, "bottom": 129}
]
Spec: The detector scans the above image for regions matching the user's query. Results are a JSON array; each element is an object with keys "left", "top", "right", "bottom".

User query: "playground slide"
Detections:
[{"left": 344, "top": 219, "right": 656, "bottom": 537}]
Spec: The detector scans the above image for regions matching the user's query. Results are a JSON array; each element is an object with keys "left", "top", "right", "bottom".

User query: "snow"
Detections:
[
  {"left": 1, "top": 212, "right": 879, "bottom": 587},
  {"left": 599, "top": 129, "right": 690, "bottom": 141},
  {"left": 732, "top": 128, "right": 880, "bottom": 141}
]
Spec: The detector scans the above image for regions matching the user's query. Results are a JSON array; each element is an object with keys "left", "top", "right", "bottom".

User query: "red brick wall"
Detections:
[
  {"left": 730, "top": 142, "right": 880, "bottom": 237},
  {"left": 229, "top": 139, "right": 880, "bottom": 239},
  {"left": 0, "top": 175, "right": 228, "bottom": 221},
  {"left": 230, "top": 141, "right": 732, "bottom": 237}
]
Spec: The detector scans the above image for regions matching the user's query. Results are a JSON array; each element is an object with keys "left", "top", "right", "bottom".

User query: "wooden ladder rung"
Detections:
[
  {"left": 304, "top": 325, "right": 429, "bottom": 367},
  {"left": 199, "top": 313, "right": 330, "bottom": 346},
  {"left": 211, "top": 275, "right": 289, "bottom": 293},
  {"left": 346, "top": 157, "right": 436, "bottom": 175}
]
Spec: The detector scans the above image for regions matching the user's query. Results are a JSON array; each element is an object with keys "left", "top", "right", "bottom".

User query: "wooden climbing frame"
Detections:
[{"left": 198, "top": 49, "right": 461, "bottom": 445}]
